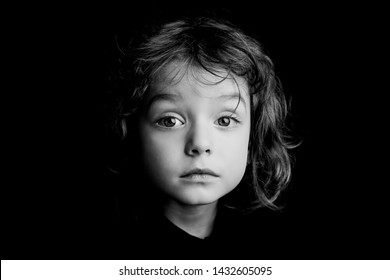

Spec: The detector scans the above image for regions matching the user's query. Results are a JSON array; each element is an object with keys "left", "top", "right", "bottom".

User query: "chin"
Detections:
[
  {"left": 180, "top": 198, "right": 218, "bottom": 206},
  {"left": 173, "top": 190, "right": 226, "bottom": 206}
]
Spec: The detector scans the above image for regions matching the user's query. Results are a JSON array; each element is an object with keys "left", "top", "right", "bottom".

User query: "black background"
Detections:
[{"left": 3, "top": 3, "right": 389, "bottom": 259}]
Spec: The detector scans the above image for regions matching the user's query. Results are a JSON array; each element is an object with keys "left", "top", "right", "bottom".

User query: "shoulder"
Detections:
[{"left": 215, "top": 206, "right": 294, "bottom": 258}]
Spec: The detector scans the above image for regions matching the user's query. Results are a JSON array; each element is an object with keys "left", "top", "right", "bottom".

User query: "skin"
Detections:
[{"left": 138, "top": 62, "right": 251, "bottom": 238}]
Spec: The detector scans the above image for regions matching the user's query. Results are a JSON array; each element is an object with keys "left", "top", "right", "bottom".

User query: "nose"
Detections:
[{"left": 185, "top": 122, "right": 213, "bottom": 156}]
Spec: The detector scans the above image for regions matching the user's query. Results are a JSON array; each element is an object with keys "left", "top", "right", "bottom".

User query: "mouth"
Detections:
[{"left": 180, "top": 168, "right": 219, "bottom": 178}]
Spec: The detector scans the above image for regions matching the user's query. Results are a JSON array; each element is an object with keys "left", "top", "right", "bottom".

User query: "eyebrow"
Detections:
[
  {"left": 217, "top": 93, "right": 247, "bottom": 109},
  {"left": 146, "top": 92, "right": 247, "bottom": 110},
  {"left": 145, "top": 93, "right": 182, "bottom": 109}
]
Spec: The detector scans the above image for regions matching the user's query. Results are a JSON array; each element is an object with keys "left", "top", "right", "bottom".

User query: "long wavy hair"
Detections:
[{"left": 106, "top": 15, "right": 295, "bottom": 213}]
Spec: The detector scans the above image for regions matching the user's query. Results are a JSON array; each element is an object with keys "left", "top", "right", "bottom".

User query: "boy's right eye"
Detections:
[{"left": 155, "top": 116, "right": 184, "bottom": 128}]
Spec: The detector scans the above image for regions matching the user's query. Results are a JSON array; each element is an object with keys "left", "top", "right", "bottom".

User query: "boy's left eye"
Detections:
[{"left": 216, "top": 116, "right": 239, "bottom": 127}]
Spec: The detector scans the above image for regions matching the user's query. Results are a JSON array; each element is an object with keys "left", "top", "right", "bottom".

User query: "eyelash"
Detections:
[
  {"left": 217, "top": 115, "right": 240, "bottom": 127},
  {"left": 155, "top": 114, "right": 184, "bottom": 128},
  {"left": 155, "top": 114, "right": 241, "bottom": 128}
]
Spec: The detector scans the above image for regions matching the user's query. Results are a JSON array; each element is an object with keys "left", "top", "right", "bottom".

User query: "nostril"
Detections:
[{"left": 189, "top": 147, "right": 211, "bottom": 156}]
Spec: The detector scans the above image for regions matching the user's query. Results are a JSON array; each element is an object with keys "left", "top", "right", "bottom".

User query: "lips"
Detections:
[{"left": 180, "top": 168, "right": 219, "bottom": 178}]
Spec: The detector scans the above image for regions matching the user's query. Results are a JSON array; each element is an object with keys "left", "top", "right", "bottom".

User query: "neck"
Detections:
[{"left": 163, "top": 200, "right": 218, "bottom": 239}]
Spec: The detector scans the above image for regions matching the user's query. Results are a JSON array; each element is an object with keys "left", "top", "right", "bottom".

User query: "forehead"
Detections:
[{"left": 150, "top": 61, "right": 249, "bottom": 100}]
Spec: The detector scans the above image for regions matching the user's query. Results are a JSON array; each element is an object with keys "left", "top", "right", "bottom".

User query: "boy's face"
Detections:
[{"left": 138, "top": 63, "right": 251, "bottom": 207}]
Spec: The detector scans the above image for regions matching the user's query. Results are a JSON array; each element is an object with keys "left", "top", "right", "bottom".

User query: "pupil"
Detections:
[
  {"left": 164, "top": 117, "right": 176, "bottom": 127},
  {"left": 219, "top": 117, "right": 230, "bottom": 126}
]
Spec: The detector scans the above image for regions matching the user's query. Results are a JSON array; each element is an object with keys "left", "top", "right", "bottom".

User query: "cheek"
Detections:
[
  {"left": 218, "top": 130, "right": 250, "bottom": 178},
  {"left": 139, "top": 128, "right": 182, "bottom": 175},
  {"left": 225, "top": 141, "right": 248, "bottom": 172}
]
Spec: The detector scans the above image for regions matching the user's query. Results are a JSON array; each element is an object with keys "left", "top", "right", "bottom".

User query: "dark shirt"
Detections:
[{"left": 111, "top": 206, "right": 291, "bottom": 260}]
